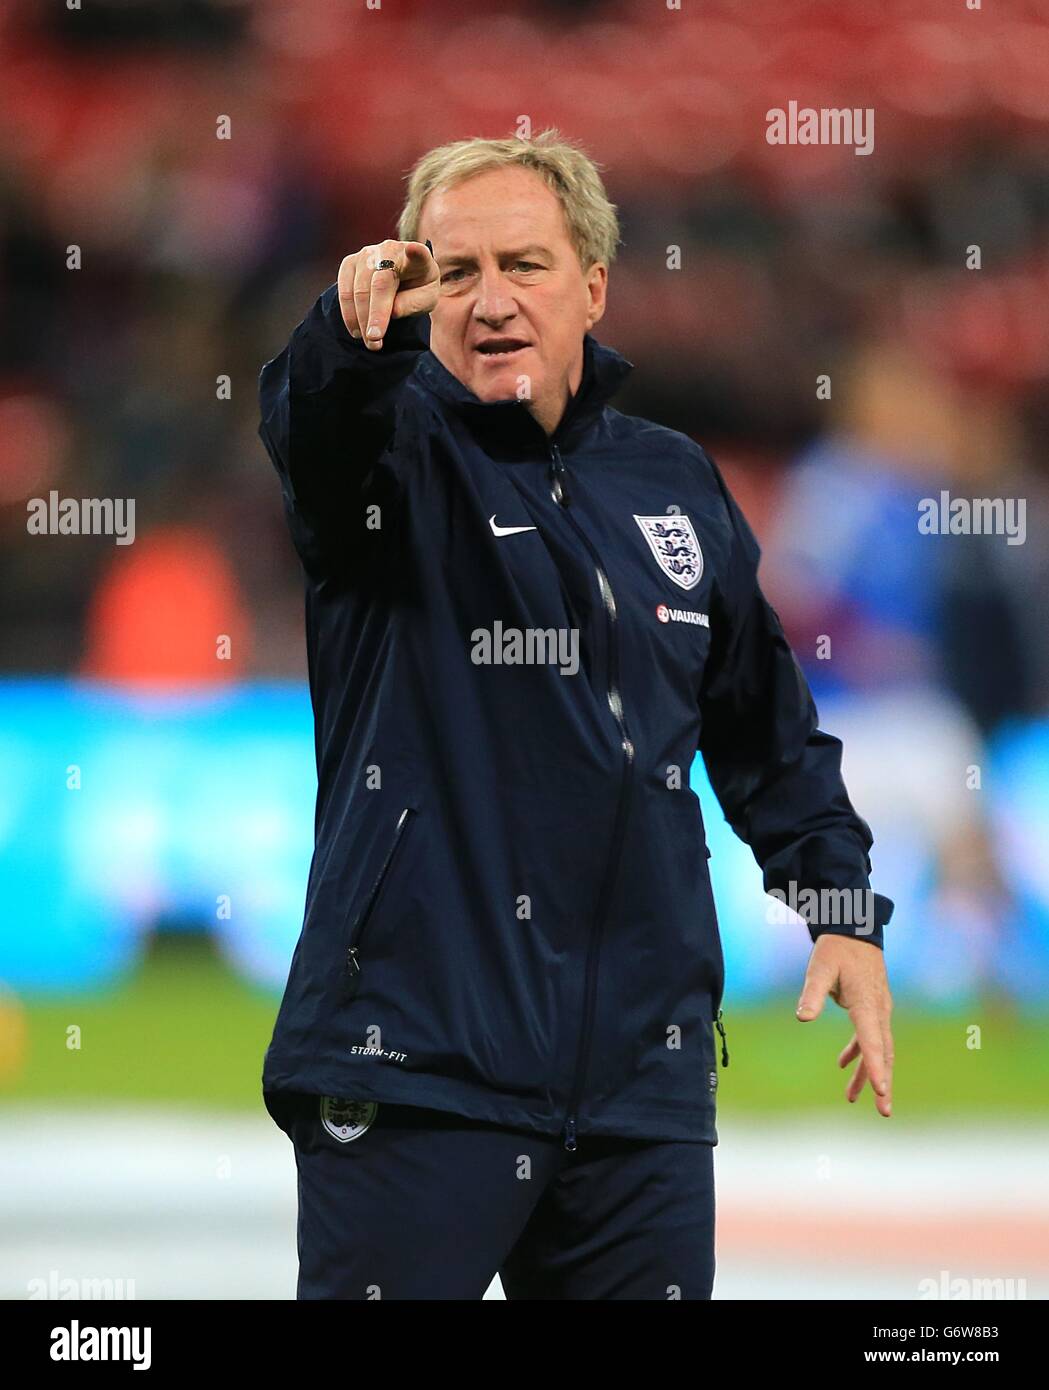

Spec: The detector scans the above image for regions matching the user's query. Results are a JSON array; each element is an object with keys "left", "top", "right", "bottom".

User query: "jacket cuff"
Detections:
[{"left": 806, "top": 891, "right": 893, "bottom": 951}]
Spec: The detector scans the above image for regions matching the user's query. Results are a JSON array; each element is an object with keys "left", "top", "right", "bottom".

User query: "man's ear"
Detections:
[{"left": 585, "top": 262, "right": 608, "bottom": 330}]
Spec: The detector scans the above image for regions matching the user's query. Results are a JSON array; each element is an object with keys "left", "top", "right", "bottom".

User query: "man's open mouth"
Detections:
[{"left": 475, "top": 340, "right": 531, "bottom": 357}]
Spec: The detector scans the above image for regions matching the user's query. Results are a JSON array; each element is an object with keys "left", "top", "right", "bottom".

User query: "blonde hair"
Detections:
[{"left": 396, "top": 128, "right": 620, "bottom": 272}]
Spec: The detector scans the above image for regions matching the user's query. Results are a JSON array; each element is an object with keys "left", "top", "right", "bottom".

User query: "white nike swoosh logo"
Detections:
[{"left": 489, "top": 515, "right": 537, "bottom": 537}]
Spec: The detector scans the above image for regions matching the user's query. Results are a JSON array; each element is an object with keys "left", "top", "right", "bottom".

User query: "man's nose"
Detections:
[{"left": 473, "top": 269, "right": 517, "bottom": 324}]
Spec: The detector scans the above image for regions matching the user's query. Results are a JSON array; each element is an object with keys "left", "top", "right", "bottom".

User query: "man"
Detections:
[{"left": 257, "top": 129, "right": 894, "bottom": 1301}]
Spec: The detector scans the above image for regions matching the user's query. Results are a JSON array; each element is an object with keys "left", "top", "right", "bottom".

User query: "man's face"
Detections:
[{"left": 417, "top": 166, "right": 608, "bottom": 437}]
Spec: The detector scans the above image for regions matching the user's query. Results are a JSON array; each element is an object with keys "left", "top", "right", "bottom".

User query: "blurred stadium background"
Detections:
[{"left": 2, "top": 0, "right": 1048, "bottom": 1299}]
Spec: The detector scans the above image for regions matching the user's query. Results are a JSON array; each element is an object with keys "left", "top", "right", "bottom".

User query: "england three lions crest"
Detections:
[
  {"left": 634, "top": 514, "right": 704, "bottom": 591},
  {"left": 320, "top": 1095, "right": 378, "bottom": 1143}
]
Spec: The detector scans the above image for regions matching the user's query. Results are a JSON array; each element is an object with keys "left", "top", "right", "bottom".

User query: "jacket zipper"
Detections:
[
  {"left": 715, "top": 1007, "right": 729, "bottom": 1067},
  {"left": 345, "top": 806, "right": 414, "bottom": 989},
  {"left": 549, "top": 442, "right": 636, "bottom": 1152}
]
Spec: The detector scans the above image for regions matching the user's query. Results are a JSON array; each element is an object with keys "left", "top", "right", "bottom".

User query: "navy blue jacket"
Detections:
[{"left": 257, "top": 283, "right": 893, "bottom": 1148}]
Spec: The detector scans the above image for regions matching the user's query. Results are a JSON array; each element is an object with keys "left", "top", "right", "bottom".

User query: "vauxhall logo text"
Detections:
[{"left": 657, "top": 604, "right": 709, "bottom": 627}]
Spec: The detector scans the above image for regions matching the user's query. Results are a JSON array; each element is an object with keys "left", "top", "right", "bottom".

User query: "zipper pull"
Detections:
[
  {"left": 715, "top": 1008, "right": 729, "bottom": 1067},
  {"left": 549, "top": 443, "right": 571, "bottom": 507},
  {"left": 343, "top": 945, "right": 363, "bottom": 1002},
  {"left": 562, "top": 1115, "right": 578, "bottom": 1152}
]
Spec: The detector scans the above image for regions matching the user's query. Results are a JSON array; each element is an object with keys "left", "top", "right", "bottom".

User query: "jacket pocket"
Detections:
[{"left": 343, "top": 805, "right": 416, "bottom": 994}]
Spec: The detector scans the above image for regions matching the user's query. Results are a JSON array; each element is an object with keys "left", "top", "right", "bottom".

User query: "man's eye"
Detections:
[
  {"left": 441, "top": 269, "right": 466, "bottom": 283},
  {"left": 513, "top": 262, "right": 541, "bottom": 271}
]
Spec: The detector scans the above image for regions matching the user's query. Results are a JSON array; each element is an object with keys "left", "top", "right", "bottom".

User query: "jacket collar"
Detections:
[{"left": 411, "top": 322, "right": 634, "bottom": 457}]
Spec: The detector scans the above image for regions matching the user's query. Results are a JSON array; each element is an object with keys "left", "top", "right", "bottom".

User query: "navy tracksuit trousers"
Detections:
[{"left": 267, "top": 1093, "right": 716, "bottom": 1300}]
